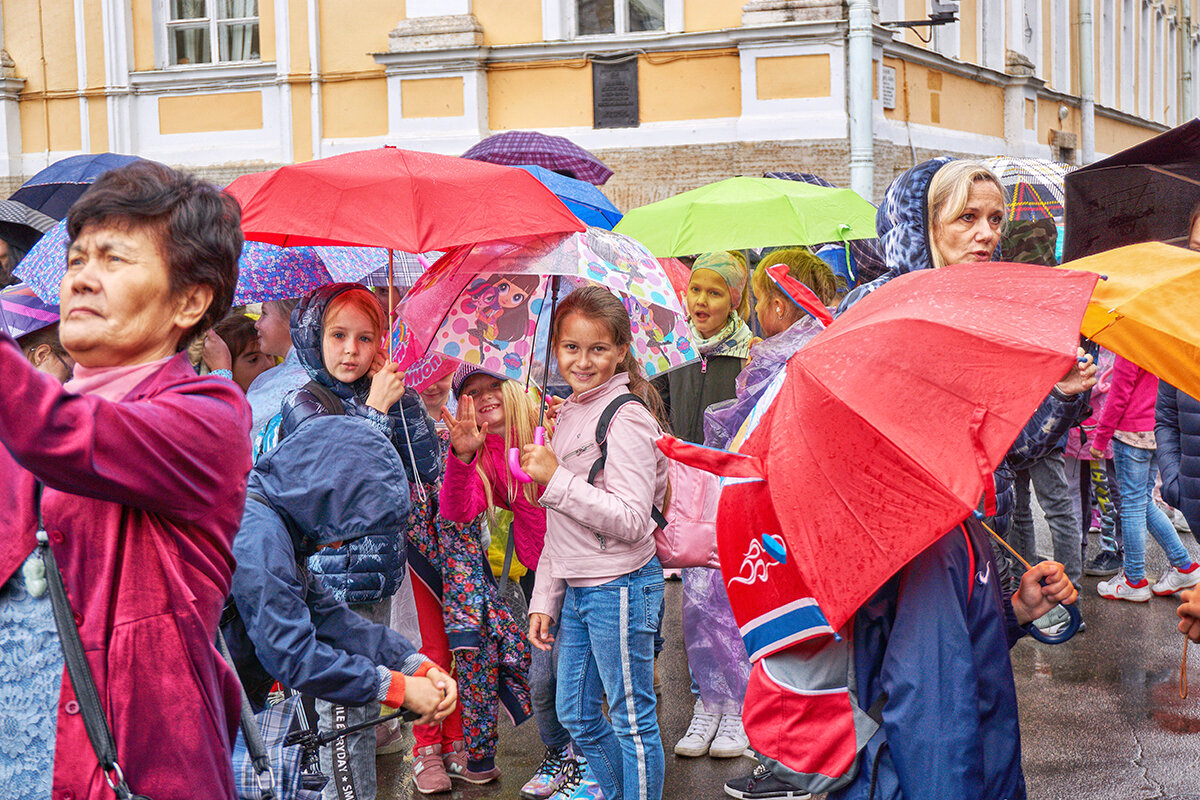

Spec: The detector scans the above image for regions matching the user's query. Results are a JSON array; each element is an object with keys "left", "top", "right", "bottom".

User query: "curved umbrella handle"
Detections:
[
  {"left": 509, "top": 427, "right": 546, "bottom": 484},
  {"left": 1026, "top": 596, "right": 1082, "bottom": 645}
]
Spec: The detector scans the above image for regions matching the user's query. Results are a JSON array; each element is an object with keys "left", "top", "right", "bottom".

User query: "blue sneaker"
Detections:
[{"left": 521, "top": 746, "right": 572, "bottom": 799}]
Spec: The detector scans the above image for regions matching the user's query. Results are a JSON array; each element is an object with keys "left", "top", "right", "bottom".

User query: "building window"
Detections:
[
  {"left": 576, "top": 0, "right": 664, "bottom": 36},
  {"left": 166, "top": 0, "right": 260, "bottom": 66}
]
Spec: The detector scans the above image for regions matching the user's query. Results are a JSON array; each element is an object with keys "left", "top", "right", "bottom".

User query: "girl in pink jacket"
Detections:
[
  {"left": 440, "top": 364, "right": 581, "bottom": 799},
  {"left": 522, "top": 285, "right": 670, "bottom": 800}
]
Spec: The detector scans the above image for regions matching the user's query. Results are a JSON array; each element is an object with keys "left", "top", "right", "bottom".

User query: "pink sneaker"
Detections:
[
  {"left": 412, "top": 744, "right": 452, "bottom": 794},
  {"left": 443, "top": 740, "right": 500, "bottom": 784}
]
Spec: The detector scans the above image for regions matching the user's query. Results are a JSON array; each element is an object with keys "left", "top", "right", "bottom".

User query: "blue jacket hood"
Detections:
[
  {"left": 290, "top": 282, "right": 376, "bottom": 400},
  {"left": 246, "top": 414, "right": 409, "bottom": 557},
  {"left": 875, "top": 156, "right": 953, "bottom": 276}
]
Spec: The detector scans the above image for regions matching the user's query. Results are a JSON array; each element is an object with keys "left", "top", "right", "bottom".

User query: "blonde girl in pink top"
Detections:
[{"left": 521, "top": 285, "right": 670, "bottom": 800}]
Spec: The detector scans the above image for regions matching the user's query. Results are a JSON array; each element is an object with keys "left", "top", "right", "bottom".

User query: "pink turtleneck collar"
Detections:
[{"left": 65, "top": 355, "right": 174, "bottom": 401}]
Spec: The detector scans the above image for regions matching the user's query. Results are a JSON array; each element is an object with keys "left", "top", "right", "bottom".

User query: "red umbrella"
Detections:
[
  {"left": 225, "top": 147, "right": 584, "bottom": 252},
  {"left": 660, "top": 262, "right": 1098, "bottom": 655}
]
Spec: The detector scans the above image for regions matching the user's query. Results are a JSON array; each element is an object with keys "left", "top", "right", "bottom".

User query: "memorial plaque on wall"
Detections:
[{"left": 592, "top": 57, "right": 639, "bottom": 129}]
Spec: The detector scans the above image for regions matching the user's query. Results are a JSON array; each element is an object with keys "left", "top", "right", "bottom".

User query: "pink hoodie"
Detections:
[
  {"left": 1091, "top": 354, "right": 1160, "bottom": 452},
  {"left": 530, "top": 372, "right": 669, "bottom": 620},
  {"left": 439, "top": 433, "right": 546, "bottom": 569}
]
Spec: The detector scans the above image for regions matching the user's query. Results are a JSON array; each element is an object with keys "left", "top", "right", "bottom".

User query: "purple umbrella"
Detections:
[{"left": 463, "top": 131, "right": 613, "bottom": 186}]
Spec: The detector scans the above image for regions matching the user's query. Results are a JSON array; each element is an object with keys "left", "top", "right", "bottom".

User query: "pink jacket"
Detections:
[
  {"left": 530, "top": 373, "right": 669, "bottom": 619},
  {"left": 1092, "top": 354, "right": 1159, "bottom": 451},
  {"left": 439, "top": 433, "right": 546, "bottom": 569},
  {"left": 0, "top": 340, "right": 251, "bottom": 800}
]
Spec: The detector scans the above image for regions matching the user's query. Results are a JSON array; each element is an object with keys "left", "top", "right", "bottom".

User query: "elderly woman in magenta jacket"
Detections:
[{"left": 0, "top": 162, "right": 251, "bottom": 799}]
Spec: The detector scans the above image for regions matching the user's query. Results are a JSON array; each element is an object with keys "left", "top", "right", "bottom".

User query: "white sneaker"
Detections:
[
  {"left": 708, "top": 714, "right": 749, "bottom": 758},
  {"left": 674, "top": 704, "right": 720, "bottom": 757},
  {"left": 1097, "top": 570, "right": 1152, "bottom": 602},
  {"left": 1152, "top": 564, "right": 1200, "bottom": 596}
]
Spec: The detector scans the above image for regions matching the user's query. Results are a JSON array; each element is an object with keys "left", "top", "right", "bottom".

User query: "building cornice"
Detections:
[
  {"left": 373, "top": 18, "right": 863, "bottom": 73},
  {"left": 128, "top": 61, "right": 279, "bottom": 93}
]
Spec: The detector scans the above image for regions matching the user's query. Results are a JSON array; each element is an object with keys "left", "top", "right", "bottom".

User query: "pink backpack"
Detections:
[{"left": 588, "top": 394, "right": 719, "bottom": 569}]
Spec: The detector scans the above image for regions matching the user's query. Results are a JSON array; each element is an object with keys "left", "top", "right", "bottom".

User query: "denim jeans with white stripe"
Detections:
[{"left": 556, "top": 557, "right": 665, "bottom": 800}]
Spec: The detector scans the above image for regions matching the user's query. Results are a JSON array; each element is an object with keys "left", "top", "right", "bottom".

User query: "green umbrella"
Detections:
[{"left": 612, "top": 176, "right": 878, "bottom": 257}]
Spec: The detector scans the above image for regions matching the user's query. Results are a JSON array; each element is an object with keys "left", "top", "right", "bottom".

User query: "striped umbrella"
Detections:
[
  {"left": 0, "top": 282, "right": 58, "bottom": 338},
  {"left": 982, "top": 156, "right": 1073, "bottom": 222}
]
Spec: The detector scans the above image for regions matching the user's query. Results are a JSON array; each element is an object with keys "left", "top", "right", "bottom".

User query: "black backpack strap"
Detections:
[
  {"left": 302, "top": 379, "right": 345, "bottom": 416},
  {"left": 587, "top": 394, "right": 669, "bottom": 530}
]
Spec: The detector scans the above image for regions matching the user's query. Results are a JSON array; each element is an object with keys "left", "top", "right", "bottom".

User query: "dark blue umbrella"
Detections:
[
  {"left": 10, "top": 152, "right": 143, "bottom": 220},
  {"left": 516, "top": 164, "right": 623, "bottom": 229}
]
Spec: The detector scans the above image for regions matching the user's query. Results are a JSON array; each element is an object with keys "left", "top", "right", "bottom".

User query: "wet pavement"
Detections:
[{"left": 380, "top": 524, "right": 1200, "bottom": 799}]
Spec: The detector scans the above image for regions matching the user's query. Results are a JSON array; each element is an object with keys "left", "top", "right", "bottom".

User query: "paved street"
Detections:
[{"left": 380, "top": 520, "right": 1200, "bottom": 800}]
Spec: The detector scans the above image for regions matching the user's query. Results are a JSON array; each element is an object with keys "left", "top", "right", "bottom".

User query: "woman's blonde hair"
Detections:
[
  {"left": 468, "top": 377, "right": 541, "bottom": 522},
  {"left": 753, "top": 248, "right": 844, "bottom": 326},
  {"left": 926, "top": 161, "right": 1007, "bottom": 269}
]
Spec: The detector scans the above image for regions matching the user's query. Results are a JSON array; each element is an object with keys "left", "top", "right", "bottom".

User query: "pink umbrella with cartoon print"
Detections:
[{"left": 398, "top": 227, "right": 698, "bottom": 479}]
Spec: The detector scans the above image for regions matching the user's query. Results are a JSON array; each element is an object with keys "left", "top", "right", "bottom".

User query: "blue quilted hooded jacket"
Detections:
[
  {"left": 837, "top": 158, "right": 1089, "bottom": 536},
  {"left": 278, "top": 282, "right": 442, "bottom": 604}
]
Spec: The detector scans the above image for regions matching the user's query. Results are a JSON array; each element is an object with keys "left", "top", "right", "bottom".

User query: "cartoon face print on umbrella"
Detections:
[
  {"left": 622, "top": 294, "right": 697, "bottom": 377},
  {"left": 434, "top": 272, "right": 549, "bottom": 378},
  {"left": 463, "top": 273, "right": 542, "bottom": 345}
]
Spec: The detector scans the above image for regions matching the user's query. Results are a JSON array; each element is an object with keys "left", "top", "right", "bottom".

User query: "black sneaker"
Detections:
[
  {"left": 724, "top": 763, "right": 811, "bottom": 799},
  {"left": 1084, "top": 550, "right": 1122, "bottom": 577}
]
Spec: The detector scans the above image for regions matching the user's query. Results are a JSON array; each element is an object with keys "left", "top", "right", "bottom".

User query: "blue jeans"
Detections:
[
  {"left": 557, "top": 557, "right": 665, "bottom": 800},
  {"left": 1112, "top": 440, "right": 1191, "bottom": 582}
]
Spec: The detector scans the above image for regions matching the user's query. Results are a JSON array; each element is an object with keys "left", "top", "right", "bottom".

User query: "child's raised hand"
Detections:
[
  {"left": 366, "top": 362, "right": 406, "bottom": 413},
  {"left": 528, "top": 612, "right": 555, "bottom": 652},
  {"left": 1178, "top": 589, "right": 1200, "bottom": 643},
  {"left": 443, "top": 396, "right": 487, "bottom": 462},
  {"left": 520, "top": 444, "right": 558, "bottom": 485}
]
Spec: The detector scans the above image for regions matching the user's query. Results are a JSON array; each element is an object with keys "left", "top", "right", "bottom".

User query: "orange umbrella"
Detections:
[{"left": 1060, "top": 241, "right": 1200, "bottom": 398}]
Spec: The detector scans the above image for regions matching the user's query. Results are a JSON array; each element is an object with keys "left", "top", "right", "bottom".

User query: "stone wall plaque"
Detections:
[{"left": 592, "top": 57, "right": 639, "bottom": 129}]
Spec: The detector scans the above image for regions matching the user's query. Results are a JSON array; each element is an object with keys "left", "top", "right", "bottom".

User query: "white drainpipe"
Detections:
[
  {"left": 1078, "top": 0, "right": 1095, "bottom": 164},
  {"left": 848, "top": 0, "right": 874, "bottom": 199}
]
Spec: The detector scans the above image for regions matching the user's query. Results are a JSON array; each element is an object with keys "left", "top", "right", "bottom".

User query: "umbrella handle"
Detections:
[
  {"left": 1026, "top": 592, "right": 1083, "bottom": 645},
  {"left": 509, "top": 427, "right": 546, "bottom": 484}
]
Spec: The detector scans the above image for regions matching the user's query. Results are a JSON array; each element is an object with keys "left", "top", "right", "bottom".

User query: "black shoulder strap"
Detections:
[
  {"left": 302, "top": 379, "right": 345, "bottom": 416},
  {"left": 34, "top": 482, "right": 152, "bottom": 800},
  {"left": 587, "top": 393, "right": 668, "bottom": 530}
]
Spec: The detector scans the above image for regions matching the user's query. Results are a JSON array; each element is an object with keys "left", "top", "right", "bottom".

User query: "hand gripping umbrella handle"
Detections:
[
  {"left": 1025, "top": 596, "right": 1082, "bottom": 644},
  {"left": 510, "top": 427, "right": 545, "bottom": 484}
]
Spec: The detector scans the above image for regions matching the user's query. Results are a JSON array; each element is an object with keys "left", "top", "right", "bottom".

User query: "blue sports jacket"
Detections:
[
  {"left": 223, "top": 415, "right": 425, "bottom": 710},
  {"left": 829, "top": 521, "right": 1028, "bottom": 800}
]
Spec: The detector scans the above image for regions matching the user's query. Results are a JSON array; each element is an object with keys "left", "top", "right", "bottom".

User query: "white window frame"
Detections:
[
  {"left": 542, "top": 0, "right": 683, "bottom": 41},
  {"left": 1051, "top": 0, "right": 1069, "bottom": 91},
  {"left": 1140, "top": 1, "right": 1152, "bottom": 118},
  {"left": 1121, "top": 0, "right": 1135, "bottom": 112},
  {"left": 1100, "top": 0, "right": 1115, "bottom": 105},
  {"left": 159, "top": 0, "right": 261, "bottom": 68}
]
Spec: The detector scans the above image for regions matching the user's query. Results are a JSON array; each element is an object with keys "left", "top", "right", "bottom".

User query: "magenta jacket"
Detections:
[
  {"left": 1092, "top": 354, "right": 1159, "bottom": 452},
  {"left": 439, "top": 433, "right": 546, "bottom": 569},
  {"left": 530, "top": 373, "right": 668, "bottom": 620},
  {"left": 0, "top": 337, "right": 252, "bottom": 800}
]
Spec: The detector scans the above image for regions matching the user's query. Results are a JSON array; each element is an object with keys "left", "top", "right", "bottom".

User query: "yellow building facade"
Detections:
[{"left": 0, "top": 0, "right": 1192, "bottom": 204}]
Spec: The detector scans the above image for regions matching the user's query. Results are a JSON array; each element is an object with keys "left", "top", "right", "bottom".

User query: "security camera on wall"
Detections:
[{"left": 931, "top": 0, "right": 960, "bottom": 13}]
